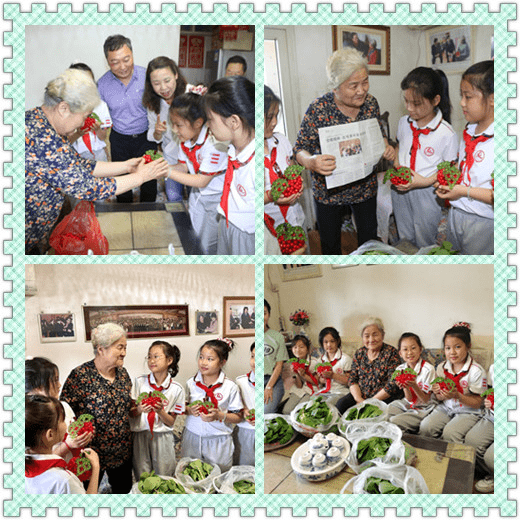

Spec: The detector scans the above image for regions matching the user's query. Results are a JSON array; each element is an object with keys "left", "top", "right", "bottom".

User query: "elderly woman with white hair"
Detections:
[
  {"left": 25, "top": 68, "right": 169, "bottom": 254},
  {"left": 294, "top": 48, "right": 395, "bottom": 254},
  {"left": 335, "top": 317, "right": 403, "bottom": 415},
  {"left": 60, "top": 323, "right": 133, "bottom": 493}
]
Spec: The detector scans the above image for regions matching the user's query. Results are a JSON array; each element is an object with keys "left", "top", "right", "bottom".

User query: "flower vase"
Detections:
[{"left": 299, "top": 326, "right": 307, "bottom": 337}]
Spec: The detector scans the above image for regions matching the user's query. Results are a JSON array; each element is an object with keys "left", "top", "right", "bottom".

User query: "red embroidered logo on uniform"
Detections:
[
  {"left": 461, "top": 380, "right": 469, "bottom": 388},
  {"left": 210, "top": 153, "right": 220, "bottom": 165},
  {"left": 475, "top": 150, "right": 485, "bottom": 162},
  {"left": 215, "top": 393, "right": 223, "bottom": 400},
  {"left": 237, "top": 184, "right": 247, "bottom": 197},
  {"left": 424, "top": 147, "right": 434, "bottom": 157}
]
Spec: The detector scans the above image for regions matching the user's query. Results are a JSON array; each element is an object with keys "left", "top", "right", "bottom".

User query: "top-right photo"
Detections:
[{"left": 264, "top": 25, "right": 494, "bottom": 256}]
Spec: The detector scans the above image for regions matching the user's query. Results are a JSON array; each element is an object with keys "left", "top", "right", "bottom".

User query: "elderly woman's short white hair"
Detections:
[
  {"left": 326, "top": 48, "right": 368, "bottom": 90},
  {"left": 360, "top": 317, "right": 385, "bottom": 336},
  {"left": 91, "top": 323, "right": 127, "bottom": 355},
  {"left": 44, "top": 69, "right": 100, "bottom": 113}
]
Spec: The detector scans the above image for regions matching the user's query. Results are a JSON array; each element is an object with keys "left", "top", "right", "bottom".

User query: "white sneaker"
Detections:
[{"left": 475, "top": 476, "right": 494, "bottom": 493}]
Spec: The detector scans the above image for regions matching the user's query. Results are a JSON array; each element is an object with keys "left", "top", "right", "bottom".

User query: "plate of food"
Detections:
[{"left": 264, "top": 414, "right": 298, "bottom": 452}]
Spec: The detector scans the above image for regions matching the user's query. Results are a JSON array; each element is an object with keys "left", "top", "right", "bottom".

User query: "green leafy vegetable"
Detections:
[
  {"left": 357, "top": 437, "right": 393, "bottom": 463},
  {"left": 426, "top": 241, "right": 459, "bottom": 255},
  {"left": 296, "top": 397, "right": 333, "bottom": 428},
  {"left": 137, "top": 471, "right": 186, "bottom": 494},
  {"left": 182, "top": 459, "right": 214, "bottom": 481},
  {"left": 233, "top": 479, "right": 255, "bottom": 494},
  {"left": 264, "top": 417, "right": 294, "bottom": 445},
  {"left": 346, "top": 404, "right": 383, "bottom": 421},
  {"left": 364, "top": 476, "right": 404, "bottom": 494}
]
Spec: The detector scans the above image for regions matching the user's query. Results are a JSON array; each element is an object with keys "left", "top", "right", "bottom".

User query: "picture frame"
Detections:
[
  {"left": 332, "top": 25, "right": 390, "bottom": 75},
  {"left": 223, "top": 297, "right": 255, "bottom": 338},
  {"left": 424, "top": 25, "right": 474, "bottom": 73},
  {"left": 83, "top": 305, "right": 189, "bottom": 340},
  {"left": 195, "top": 311, "right": 219, "bottom": 335},
  {"left": 38, "top": 313, "right": 76, "bottom": 343}
]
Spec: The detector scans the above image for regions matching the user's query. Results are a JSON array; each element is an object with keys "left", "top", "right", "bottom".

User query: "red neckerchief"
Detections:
[
  {"left": 148, "top": 374, "right": 171, "bottom": 392},
  {"left": 195, "top": 381, "right": 223, "bottom": 408},
  {"left": 25, "top": 457, "right": 67, "bottom": 478},
  {"left": 247, "top": 371, "right": 255, "bottom": 387},
  {"left": 460, "top": 127, "right": 493, "bottom": 183},
  {"left": 444, "top": 359, "right": 472, "bottom": 394},
  {"left": 303, "top": 365, "right": 319, "bottom": 394},
  {"left": 264, "top": 144, "right": 289, "bottom": 219},
  {"left": 221, "top": 151, "right": 255, "bottom": 227},
  {"left": 409, "top": 359, "right": 426, "bottom": 409},
  {"left": 408, "top": 119, "right": 438, "bottom": 171},
  {"left": 180, "top": 131, "right": 208, "bottom": 173},
  {"left": 264, "top": 213, "right": 277, "bottom": 237}
]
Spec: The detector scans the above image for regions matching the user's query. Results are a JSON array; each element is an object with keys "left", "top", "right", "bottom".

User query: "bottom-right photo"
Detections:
[{"left": 263, "top": 263, "right": 494, "bottom": 495}]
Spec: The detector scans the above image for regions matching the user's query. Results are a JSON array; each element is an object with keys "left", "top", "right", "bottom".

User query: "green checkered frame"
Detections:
[{"left": 4, "top": 2, "right": 516, "bottom": 516}]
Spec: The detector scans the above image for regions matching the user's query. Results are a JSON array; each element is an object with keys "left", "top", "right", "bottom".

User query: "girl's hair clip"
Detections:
[
  {"left": 453, "top": 321, "right": 471, "bottom": 331},
  {"left": 217, "top": 337, "right": 234, "bottom": 348},
  {"left": 187, "top": 84, "right": 208, "bottom": 96}
]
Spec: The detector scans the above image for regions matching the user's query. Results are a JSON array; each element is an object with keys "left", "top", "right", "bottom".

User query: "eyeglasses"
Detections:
[{"left": 146, "top": 355, "right": 165, "bottom": 361}]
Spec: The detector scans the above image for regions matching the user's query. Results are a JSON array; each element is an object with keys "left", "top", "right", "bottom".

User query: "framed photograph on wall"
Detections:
[
  {"left": 195, "top": 311, "right": 219, "bottom": 335},
  {"left": 332, "top": 25, "right": 390, "bottom": 75},
  {"left": 83, "top": 305, "right": 189, "bottom": 340},
  {"left": 38, "top": 313, "right": 76, "bottom": 343},
  {"left": 223, "top": 297, "right": 255, "bottom": 338},
  {"left": 425, "top": 25, "right": 474, "bottom": 73}
]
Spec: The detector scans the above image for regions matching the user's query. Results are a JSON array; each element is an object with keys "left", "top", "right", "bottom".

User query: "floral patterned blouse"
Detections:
[
  {"left": 348, "top": 343, "right": 403, "bottom": 399},
  {"left": 25, "top": 107, "right": 117, "bottom": 251},
  {"left": 60, "top": 360, "right": 132, "bottom": 471},
  {"left": 293, "top": 91, "right": 387, "bottom": 205}
]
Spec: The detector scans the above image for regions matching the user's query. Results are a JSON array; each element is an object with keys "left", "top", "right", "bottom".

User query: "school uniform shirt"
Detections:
[
  {"left": 218, "top": 139, "right": 255, "bottom": 234},
  {"left": 178, "top": 124, "right": 228, "bottom": 196},
  {"left": 184, "top": 371, "right": 243, "bottom": 436},
  {"left": 451, "top": 122, "right": 494, "bottom": 219},
  {"left": 264, "top": 328, "right": 289, "bottom": 376},
  {"left": 130, "top": 373, "right": 185, "bottom": 433},
  {"left": 396, "top": 112, "right": 458, "bottom": 177},
  {"left": 289, "top": 357, "right": 318, "bottom": 397},
  {"left": 25, "top": 454, "right": 85, "bottom": 494},
  {"left": 317, "top": 350, "right": 352, "bottom": 395},
  {"left": 73, "top": 100, "right": 112, "bottom": 155},
  {"left": 435, "top": 355, "right": 487, "bottom": 415},
  {"left": 235, "top": 372, "right": 255, "bottom": 431},
  {"left": 264, "top": 133, "right": 305, "bottom": 228},
  {"left": 395, "top": 359, "right": 435, "bottom": 407}
]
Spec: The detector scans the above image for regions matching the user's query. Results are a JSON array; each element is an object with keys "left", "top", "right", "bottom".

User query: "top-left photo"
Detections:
[{"left": 25, "top": 25, "right": 255, "bottom": 256}]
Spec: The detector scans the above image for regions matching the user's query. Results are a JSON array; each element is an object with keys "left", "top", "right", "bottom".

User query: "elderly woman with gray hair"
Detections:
[
  {"left": 335, "top": 317, "right": 403, "bottom": 415},
  {"left": 60, "top": 323, "right": 133, "bottom": 493},
  {"left": 294, "top": 48, "right": 395, "bottom": 255},
  {"left": 25, "top": 68, "right": 169, "bottom": 254}
]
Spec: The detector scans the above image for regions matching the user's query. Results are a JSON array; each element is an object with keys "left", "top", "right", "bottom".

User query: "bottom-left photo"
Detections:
[{"left": 24, "top": 263, "right": 256, "bottom": 494}]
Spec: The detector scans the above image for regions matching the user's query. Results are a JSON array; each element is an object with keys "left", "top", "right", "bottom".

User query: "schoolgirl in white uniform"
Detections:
[
  {"left": 26, "top": 358, "right": 92, "bottom": 462},
  {"left": 281, "top": 335, "right": 319, "bottom": 414},
  {"left": 315, "top": 327, "right": 352, "bottom": 405},
  {"left": 204, "top": 76, "right": 255, "bottom": 255},
  {"left": 263, "top": 86, "right": 305, "bottom": 254},
  {"left": 387, "top": 333, "right": 436, "bottom": 433},
  {"left": 25, "top": 395, "right": 100, "bottom": 494},
  {"left": 392, "top": 67, "right": 458, "bottom": 248},
  {"left": 181, "top": 339, "right": 243, "bottom": 472},
  {"left": 233, "top": 343, "right": 256, "bottom": 466},
  {"left": 142, "top": 57, "right": 189, "bottom": 202},
  {"left": 465, "top": 363, "right": 494, "bottom": 493},
  {"left": 435, "top": 61, "right": 494, "bottom": 254},
  {"left": 130, "top": 341, "right": 185, "bottom": 479},
  {"left": 166, "top": 93, "right": 228, "bottom": 255},
  {"left": 419, "top": 324, "right": 487, "bottom": 443}
]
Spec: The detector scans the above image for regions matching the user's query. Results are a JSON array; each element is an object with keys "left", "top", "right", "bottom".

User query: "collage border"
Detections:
[{"left": 3, "top": 2, "right": 517, "bottom": 516}]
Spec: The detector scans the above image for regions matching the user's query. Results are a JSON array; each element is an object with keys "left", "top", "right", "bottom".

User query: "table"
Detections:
[
  {"left": 264, "top": 432, "right": 476, "bottom": 494},
  {"left": 95, "top": 202, "right": 203, "bottom": 255}
]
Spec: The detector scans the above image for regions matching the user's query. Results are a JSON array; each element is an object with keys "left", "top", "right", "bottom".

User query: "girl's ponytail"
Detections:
[{"left": 434, "top": 68, "right": 452, "bottom": 124}]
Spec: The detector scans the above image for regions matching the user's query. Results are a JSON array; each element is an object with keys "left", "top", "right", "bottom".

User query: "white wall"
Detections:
[
  {"left": 265, "top": 263, "right": 493, "bottom": 350},
  {"left": 25, "top": 25, "right": 181, "bottom": 110},
  {"left": 26, "top": 264, "right": 255, "bottom": 388},
  {"left": 271, "top": 25, "right": 493, "bottom": 142}
]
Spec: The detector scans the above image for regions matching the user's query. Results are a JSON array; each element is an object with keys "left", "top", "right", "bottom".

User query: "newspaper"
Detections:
[{"left": 318, "top": 118, "right": 385, "bottom": 189}]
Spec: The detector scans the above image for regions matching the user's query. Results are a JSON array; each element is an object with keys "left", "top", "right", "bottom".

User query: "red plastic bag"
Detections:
[{"left": 49, "top": 201, "right": 109, "bottom": 255}]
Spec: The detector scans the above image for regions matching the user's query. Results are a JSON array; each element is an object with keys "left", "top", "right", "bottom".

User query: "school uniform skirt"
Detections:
[
  {"left": 133, "top": 430, "right": 177, "bottom": 480},
  {"left": 189, "top": 192, "right": 221, "bottom": 255},
  {"left": 217, "top": 217, "right": 255, "bottom": 255},
  {"left": 180, "top": 429, "right": 234, "bottom": 472},
  {"left": 447, "top": 207, "right": 494, "bottom": 255},
  {"left": 233, "top": 426, "right": 255, "bottom": 466}
]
